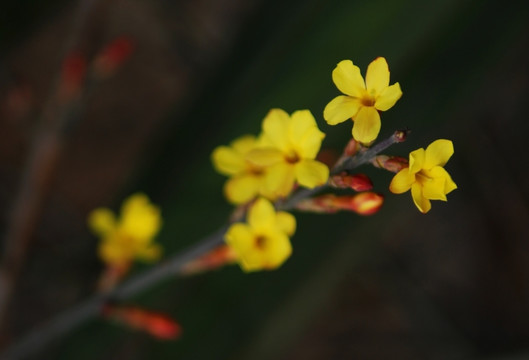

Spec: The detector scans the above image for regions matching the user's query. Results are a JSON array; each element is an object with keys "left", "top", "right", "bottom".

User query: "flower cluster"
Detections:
[
  {"left": 88, "top": 193, "right": 162, "bottom": 269},
  {"left": 212, "top": 109, "right": 329, "bottom": 204}
]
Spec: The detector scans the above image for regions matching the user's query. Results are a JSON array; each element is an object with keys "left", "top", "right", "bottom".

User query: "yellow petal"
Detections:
[
  {"left": 332, "top": 60, "right": 365, "bottom": 97},
  {"left": 289, "top": 110, "right": 317, "bottom": 140},
  {"left": 365, "top": 57, "right": 390, "bottom": 96},
  {"left": 88, "top": 208, "right": 116, "bottom": 236},
  {"left": 224, "top": 175, "right": 261, "bottom": 204},
  {"left": 375, "top": 82, "right": 402, "bottom": 111},
  {"left": 262, "top": 108, "right": 291, "bottom": 152},
  {"left": 120, "top": 194, "right": 161, "bottom": 240},
  {"left": 245, "top": 148, "right": 283, "bottom": 167},
  {"left": 265, "top": 162, "right": 296, "bottom": 198},
  {"left": 295, "top": 160, "right": 329, "bottom": 188},
  {"left": 352, "top": 106, "right": 381, "bottom": 143},
  {"left": 428, "top": 166, "right": 457, "bottom": 195},
  {"left": 323, "top": 96, "right": 362, "bottom": 125},
  {"left": 248, "top": 197, "right": 276, "bottom": 231},
  {"left": 211, "top": 146, "right": 245, "bottom": 175},
  {"left": 424, "top": 139, "right": 454, "bottom": 169},
  {"left": 136, "top": 244, "right": 162, "bottom": 262},
  {"left": 389, "top": 169, "right": 413, "bottom": 194},
  {"left": 262, "top": 231, "right": 292, "bottom": 270},
  {"left": 295, "top": 127, "right": 325, "bottom": 160},
  {"left": 409, "top": 148, "right": 425, "bottom": 175},
  {"left": 411, "top": 183, "right": 431, "bottom": 213},
  {"left": 276, "top": 211, "right": 296, "bottom": 236},
  {"left": 225, "top": 223, "right": 255, "bottom": 253},
  {"left": 231, "top": 135, "right": 257, "bottom": 153},
  {"left": 421, "top": 177, "right": 448, "bottom": 201},
  {"left": 98, "top": 238, "right": 131, "bottom": 266}
]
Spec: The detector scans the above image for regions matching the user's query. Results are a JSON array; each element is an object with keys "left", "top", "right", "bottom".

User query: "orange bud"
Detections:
[
  {"left": 102, "top": 304, "right": 181, "bottom": 340},
  {"left": 181, "top": 245, "right": 237, "bottom": 275},
  {"left": 296, "top": 192, "right": 384, "bottom": 215},
  {"left": 371, "top": 155, "right": 408, "bottom": 173},
  {"left": 93, "top": 37, "right": 135, "bottom": 77},
  {"left": 344, "top": 138, "right": 362, "bottom": 156},
  {"left": 59, "top": 52, "right": 87, "bottom": 99},
  {"left": 329, "top": 172, "right": 373, "bottom": 191}
]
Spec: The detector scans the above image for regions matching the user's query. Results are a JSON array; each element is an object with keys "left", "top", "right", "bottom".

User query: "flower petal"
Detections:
[
  {"left": 389, "top": 169, "right": 413, "bottom": 194},
  {"left": 323, "top": 96, "right": 362, "bottom": 125},
  {"left": 409, "top": 148, "right": 425, "bottom": 175},
  {"left": 352, "top": 106, "right": 381, "bottom": 143},
  {"left": 275, "top": 211, "right": 296, "bottom": 236},
  {"left": 211, "top": 146, "right": 245, "bottom": 175},
  {"left": 224, "top": 223, "right": 254, "bottom": 253},
  {"left": 88, "top": 208, "right": 116, "bottom": 236},
  {"left": 264, "top": 162, "right": 296, "bottom": 198},
  {"left": 289, "top": 110, "right": 317, "bottom": 140},
  {"left": 295, "top": 160, "right": 329, "bottom": 188},
  {"left": 365, "top": 57, "right": 390, "bottom": 96},
  {"left": 245, "top": 148, "right": 283, "bottom": 167},
  {"left": 224, "top": 175, "right": 261, "bottom": 204},
  {"left": 262, "top": 108, "right": 291, "bottom": 151},
  {"left": 375, "top": 82, "right": 402, "bottom": 111},
  {"left": 332, "top": 60, "right": 366, "bottom": 97},
  {"left": 295, "top": 127, "right": 325, "bottom": 160},
  {"left": 248, "top": 197, "right": 276, "bottom": 231},
  {"left": 427, "top": 166, "right": 457, "bottom": 195},
  {"left": 262, "top": 231, "right": 292, "bottom": 270},
  {"left": 411, "top": 183, "right": 431, "bottom": 213},
  {"left": 421, "top": 177, "right": 448, "bottom": 201},
  {"left": 136, "top": 244, "right": 162, "bottom": 262},
  {"left": 424, "top": 139, "right": 454, "bottom": 169},
  {"left": 120, "top": 194, "right": 161, "bottom": 239},
  {"left": 231, "top": 135, "right": 257, "bottom": 153}
]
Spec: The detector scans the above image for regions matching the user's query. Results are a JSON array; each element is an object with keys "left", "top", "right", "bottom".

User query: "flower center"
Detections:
[
  {"left": 415, "top": 171, "right": 433, "bottom": 184},
  {"left": 360, "top": 95, "right": 375, "bottom": 107},
  {"left": 255, "top": 235, "right": 268, "bottom": 249},
  {"left": 285, "top": 151, "right": 300, "bottom": 164}
]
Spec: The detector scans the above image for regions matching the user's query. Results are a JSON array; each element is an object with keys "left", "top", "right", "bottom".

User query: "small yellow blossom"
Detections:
[
  {"left": 88, "top": 193, "right": 162, "bottom": 267},
  {"left": 324, "top": 57, "right": 402, "bottom": 143},
  {"left": 246, "top": 109, "right": 329, "bottom": 198},
  {"left": 389, "top": 139, "right": 457, "bottom": 213},
  {"left": 224, "top": 197, "right": 296, "bottom": 272},
  {"left": 211, "top": 135, "right": 274, "bottom": 204}
]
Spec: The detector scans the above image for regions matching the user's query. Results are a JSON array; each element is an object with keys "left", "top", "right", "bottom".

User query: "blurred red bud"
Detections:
[
  {"left": 93, "top": 36, "right": 135, "bottom": 77},
  {"left": 344, "top": 138, "right": 362, "bottom": 156},
  {"left": 181, "top": 245, "right": 237, "bottom": 275},
  {"left": 59, "top": 52, "right": 87, "bottom": 98},
  {"left": 330, "top": 172, "right": 373, "bottom": 191},
  {"left": 296, "top": 192, "right": 384, "bottom": 215},
  {"left": 371, "top": 155, "right": 409, "bottom": 173},
  {"left": 102, "top": 304, "right": 181, "bottom": 340}
]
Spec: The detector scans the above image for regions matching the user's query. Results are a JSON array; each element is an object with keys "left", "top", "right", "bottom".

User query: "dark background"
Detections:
[{"left": 1, "top": 0, "right": 529, "bottom": 359}]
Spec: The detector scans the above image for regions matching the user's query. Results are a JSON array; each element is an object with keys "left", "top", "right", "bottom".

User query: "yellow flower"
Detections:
[
  {"left": 323, "top": 57, "right": 402, "bottom": 143},
  {"left": 88, "top": 193, "right": 162, "bottom": 267},
  {"left": 225, "top": 197, "right": 296, "bottom": 272},
  {"left": 246, "top": 109, "right": 329, "bottom": 198},
  {"left": 211, "top": 135, "right": 274, "bottom": 204},
  {"left": 389, "top": 139, "right": 457, "bottom": 213}
]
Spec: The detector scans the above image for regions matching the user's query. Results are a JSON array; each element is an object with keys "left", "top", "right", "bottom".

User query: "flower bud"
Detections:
[
  {"left": 371, "top": 155, "right": 408, "bottom": 173},
  {"left": 93, "top": 37, "right": 135, "bottom": 78},
  {"left": 296, "top": 192, "right": 384, "bottom": 215},
  {"left": 181, "top": 245, "right": 238, "bottom": 275},
  {"left": 329, "top": 172, "right": 373, "bottom": 191},
  {"left": 102, "top": 304, "right": 181, "bottom": 340}
]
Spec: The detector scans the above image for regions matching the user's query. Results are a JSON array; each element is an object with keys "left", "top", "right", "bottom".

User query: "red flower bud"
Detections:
[
  {"left": 296, "top": 192, "right": 384, "bottom": 215},
  {"left": 102, "top": 304, "right": 181, "bottom": 340},
  {"left": 371, "top": 155, "right": 409, "bottom": 173},
  {"left": 329, "top": 172, "right": 373, "bottom": 191},
  {"left": 181, "top": 245, "right": 237, "bottom": 275},
  {"left": 93, "top": 37, "right": 135, "bottom": 77}
]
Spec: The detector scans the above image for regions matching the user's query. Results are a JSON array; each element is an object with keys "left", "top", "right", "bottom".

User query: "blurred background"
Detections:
[{"left": 1, "top": 0, "right": 529, "bottom": 359}]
